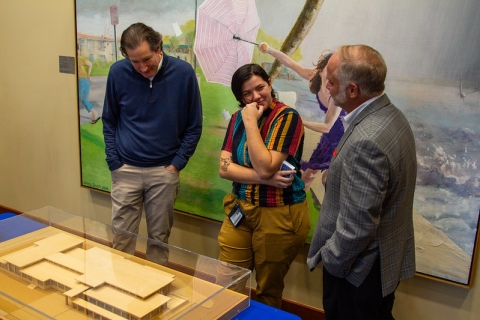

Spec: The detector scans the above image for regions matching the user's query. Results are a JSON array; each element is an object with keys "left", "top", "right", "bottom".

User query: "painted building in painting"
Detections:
[
  {"left": 77, "top": 33, "right": 194, "bottom": 66},
  {"left": 77, "top": 33, "right": 121, "bottom": 62}
]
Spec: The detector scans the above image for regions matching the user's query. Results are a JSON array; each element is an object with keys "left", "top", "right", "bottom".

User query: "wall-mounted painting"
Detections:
[{"left": 76, "top": 0, "right": 480, "bottom": 287}]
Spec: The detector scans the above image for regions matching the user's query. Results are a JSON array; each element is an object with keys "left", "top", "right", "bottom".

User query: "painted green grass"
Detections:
[
  {"left": 90, "top": 59, "right": 121, "bottom": 77},
  {"left": 306, "top": 189, "right": 321, "bottom": 243},
  {"left": 80, "top": 121, "right": 110, "bottom": 191},
  {"left": 79, "top": 69, "right": 321, "bottom": 241},
  {"left": 173, "top": 69, "right": 238, "bottom": 221}
]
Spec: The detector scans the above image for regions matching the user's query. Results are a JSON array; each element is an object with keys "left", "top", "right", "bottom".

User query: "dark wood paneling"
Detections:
[
  {"left": 0, "top": 205, "right": 22, "bottom": 214},
  {"left": 250, "top": 289, "right": 325, "bottom": 319}
]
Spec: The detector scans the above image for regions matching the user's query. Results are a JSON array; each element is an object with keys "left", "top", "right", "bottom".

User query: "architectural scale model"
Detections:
[{"left": 0, "top": 228, "right": 249, "bottom": 320}]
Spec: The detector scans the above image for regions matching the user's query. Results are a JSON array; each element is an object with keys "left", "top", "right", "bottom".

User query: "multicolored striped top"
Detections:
[{"left": 221, "top": 99, "right": 306, "bottom": 207}]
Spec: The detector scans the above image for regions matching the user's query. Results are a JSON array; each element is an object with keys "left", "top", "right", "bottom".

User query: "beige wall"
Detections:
[{"left": 1, "top": 1, "right": 480, "bottom": 318}]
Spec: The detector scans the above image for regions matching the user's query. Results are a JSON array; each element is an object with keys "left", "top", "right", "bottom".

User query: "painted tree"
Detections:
[
  {"left": 170, "top": 35, "right": 180, "bottom": 53},
  {"left": 268, "top": 0, "right": 325, "bottom": 81},
  {"left": 253, "top": 29, "right": 303, "bottom": 65},
  {"left": 181, "top": 20, "right": 196, "bottom": 67}
]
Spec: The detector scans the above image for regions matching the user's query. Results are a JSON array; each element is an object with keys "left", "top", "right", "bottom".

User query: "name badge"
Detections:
[{"left": 228, "top": 203, "right": 245, "bottom": 228}]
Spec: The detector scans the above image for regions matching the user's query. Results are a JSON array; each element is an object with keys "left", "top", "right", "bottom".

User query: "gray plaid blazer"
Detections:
[{"left": 307, "top": 94, "right": 417, "bottom": 297}]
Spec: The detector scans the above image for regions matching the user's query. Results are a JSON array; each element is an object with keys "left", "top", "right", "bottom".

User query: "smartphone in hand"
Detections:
[{"left": 280, "top": 160, "right": 295, "bottom": 178}]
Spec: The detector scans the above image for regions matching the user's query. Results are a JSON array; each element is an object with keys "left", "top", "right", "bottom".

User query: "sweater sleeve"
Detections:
[
  {"left": 170, "top": 69, "right": 203, "bottom": 171},
  {"left": 102, "top": 70, "right": 123, "bottom": 171}
]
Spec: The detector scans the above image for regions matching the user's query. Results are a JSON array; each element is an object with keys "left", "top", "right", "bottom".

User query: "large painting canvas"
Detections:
[{"left": 76, "top": 0, "right": 480, "bottom": 286}]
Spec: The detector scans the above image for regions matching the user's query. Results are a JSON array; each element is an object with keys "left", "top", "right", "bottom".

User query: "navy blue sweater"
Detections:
[{"left": 102, "top": 53, "right": 202, "bottom": 171}]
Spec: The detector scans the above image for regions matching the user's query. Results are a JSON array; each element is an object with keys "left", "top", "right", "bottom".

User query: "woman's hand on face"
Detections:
[{"left": 242, "top": 102, "right": 264, "bottom": 125}]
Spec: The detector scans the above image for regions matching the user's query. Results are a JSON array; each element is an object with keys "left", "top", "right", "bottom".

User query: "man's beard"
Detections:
[{"left": 331, "top": 84, "right": 348, "bottom": 107}]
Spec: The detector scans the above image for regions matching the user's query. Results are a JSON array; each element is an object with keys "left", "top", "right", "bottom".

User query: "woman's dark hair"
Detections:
[
  {"left": 231, "top": 63, "right": 276, "bottom": 108},
  {"left": 309, "top": 52, "right": 333, "bottom": 94},
  {"left": 120, "top": 23, "right": 163, "bottom": 58}
]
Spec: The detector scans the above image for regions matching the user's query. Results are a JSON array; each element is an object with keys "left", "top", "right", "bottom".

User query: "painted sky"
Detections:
[
  {"left": 75, "top": 0, "right": 303, "bottom": 38},
  {"left": 258, "top": 0, "right": 480, "bottom": 85},
  {"left": 76, "top": 0, "right": 196, "bottom": 38},
  {"left": 300, "top": 0, "right": 480, "bottom": 84},
  {"left": 77, "top": 0, "right": 480, "bottom": 85}
]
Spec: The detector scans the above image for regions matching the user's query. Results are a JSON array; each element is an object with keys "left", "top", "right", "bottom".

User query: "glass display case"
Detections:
[{"left": 0, "top": 207, "right": 251, "bottom": 319}]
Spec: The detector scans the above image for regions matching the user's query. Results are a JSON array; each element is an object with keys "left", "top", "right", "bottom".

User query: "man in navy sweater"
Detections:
[{"left": 102, "top": 23, "right": 203, "bottom": 265}]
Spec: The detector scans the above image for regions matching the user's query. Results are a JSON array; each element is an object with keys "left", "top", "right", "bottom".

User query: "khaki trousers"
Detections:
[
  {"left": 111, "top": 164, "right": 179, "bottom": 265},
  {"left": 218, "top": 193, "right": 310, "bottom": 308}
]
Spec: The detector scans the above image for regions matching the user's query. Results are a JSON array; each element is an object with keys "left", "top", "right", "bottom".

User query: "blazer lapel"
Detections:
[{"left": 330, "top": 94, "right": 392, "bottom": 163}]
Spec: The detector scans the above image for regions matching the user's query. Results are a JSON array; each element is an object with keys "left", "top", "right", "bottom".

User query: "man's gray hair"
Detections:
[{"left": 336, "top": 45, "right": 387, "bottom": 97}]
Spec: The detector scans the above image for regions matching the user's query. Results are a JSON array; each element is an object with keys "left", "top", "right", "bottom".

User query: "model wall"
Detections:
[{"left": 0, "top": 0, "right": 479, "bottom": 318}]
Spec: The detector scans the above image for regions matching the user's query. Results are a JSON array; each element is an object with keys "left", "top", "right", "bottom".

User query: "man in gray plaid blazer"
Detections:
[{"left": 307, "top": 45, "right": 417, "bottom": 319}]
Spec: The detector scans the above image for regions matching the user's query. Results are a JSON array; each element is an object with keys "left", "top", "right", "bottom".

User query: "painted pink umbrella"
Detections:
[{"left": 194, "top": 0, "right": 260, "bottom": 86}]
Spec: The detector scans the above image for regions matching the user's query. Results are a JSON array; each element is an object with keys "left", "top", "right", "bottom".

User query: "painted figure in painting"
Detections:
[
  {"left": 307, "top": 45, "right": 417, "bottom": 319},
  {"left": 77, "top": 43, "right": 99, "bottom": 124},
  {"left": 259, "top": 42, "right": 346, "bottom": 191},
  {"left": 102, "top": 23, "right": 203, "bottom": 265},
  {"left": 218, "top": 64, "right": 310, "bottom": 308}
]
